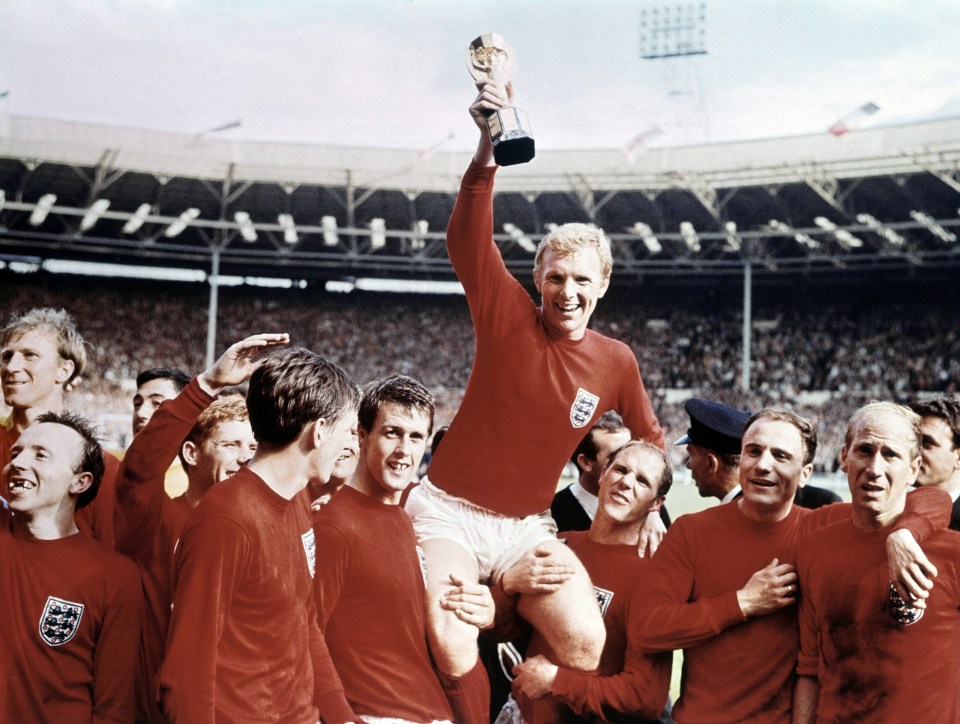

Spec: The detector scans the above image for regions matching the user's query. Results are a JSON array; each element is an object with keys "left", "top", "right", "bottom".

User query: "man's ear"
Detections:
[
  {"left": 55, "top": 358, "right": 75, "bottom": 386},
  {"left": 181, "top": 440, "right": 200, "bottom": 468},
  {"left": 309, "top": 418, "right": 328, "bottom": 450},
  {"left": 576, "top": 453, "right": 594, "bottom": 473},
  {"left": 909, "top": 454, "right": 921, "bottom": 485},
  {"left": 838, "top": 446, "right": 849, "bottom": 473},
  {"left": 706, "top": 452, "right": 720, "bottom": 475},
  {"left": 598, "top": 275, "right": 610, "bottom": 299},
  {"left": 70, "top": 471, "right": 93, "bottom": 497}
]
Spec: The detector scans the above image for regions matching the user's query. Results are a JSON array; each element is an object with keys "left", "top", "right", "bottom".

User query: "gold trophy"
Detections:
[{"left": 466, "top": 33, "right": 535, "bottom": 166}]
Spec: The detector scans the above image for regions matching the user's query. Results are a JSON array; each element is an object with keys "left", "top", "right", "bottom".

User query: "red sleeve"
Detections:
[
  {"left": 795, "top": 543, "right": 821, "bottom": 677},
  {"left": 92, "top": 561, "right": 144, "bottom": 723},
  {"left": 799, "top": 501, "right": 853, "bottom": 537},
  {"left": 632, "top": 520, "right": 745, "bottom": 651},
  {"left": 617, "top": 350, "right": 666, "bottom": 451},
  {"left": 311, "top": 521, "right": 359, "bottom": 724},
  {"left": 76, "top": 452, "right": 121, "bottom": 548},
  {"left": 551, "top": 598, "right": 671, "bottom": 720},
  {"left": 114, "top": 378, "right": 213, "bottom": 558},
  {"left": 446, "top": 162, "right": 533, "bottom": 337},
  {"left": 895, "top": 486, "right": 952, "bottom": 541},
  {"left": 802, "top": 487, "right": 949, "bottom": 542},
  {"left": 306, "top": 591, "right": 352, "bottom": 724},
  {"left": 157, "top": 517, "right": 248, "bottom": 724},
  {"left": 446, "top": 162, "right": 498, "bottom": 302}
]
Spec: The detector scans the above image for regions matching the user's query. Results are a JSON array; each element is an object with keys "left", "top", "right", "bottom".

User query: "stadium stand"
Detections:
[
  {"left": 1, "top": 270, "right": 956, "bottom": 477},
  {"left": 1, "top": 113, "right": 958, "bottom": 485}
]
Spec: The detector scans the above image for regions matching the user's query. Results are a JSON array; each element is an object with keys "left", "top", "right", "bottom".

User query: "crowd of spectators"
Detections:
[{"left": 2, "top": 270, "right": 956, "bottom": 473}]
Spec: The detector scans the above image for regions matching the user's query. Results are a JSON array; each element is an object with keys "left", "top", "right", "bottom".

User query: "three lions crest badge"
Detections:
[
  {"left": 39, "top": 596, "right": 84, "bottom": 646},
  {"left": 570, "top": 388, "right": 599, "bottom": 429}
]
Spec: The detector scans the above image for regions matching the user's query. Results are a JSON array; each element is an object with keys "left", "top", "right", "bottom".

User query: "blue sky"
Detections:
[{"left": 2, "top": 0, "right": 957, "bottom": 151}]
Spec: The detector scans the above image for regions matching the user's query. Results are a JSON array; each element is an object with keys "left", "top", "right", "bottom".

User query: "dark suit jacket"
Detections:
[
  {"left": 951, "top": 496, "right": 960, "bottom": 532},
  {"left": 550, "top": 486, "right": 593, "bottom": 532},
  {"left": 793, "top": 484, "right": 843, "bottom": 510}
]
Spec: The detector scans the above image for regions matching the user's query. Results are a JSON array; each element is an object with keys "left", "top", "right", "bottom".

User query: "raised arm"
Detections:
[
  {"left": 197, "top": 333, "right": 289, "bottom": 395},
  {"left": 799, "top": 486, "right": 950, "bottom": 607},
  {"left": 619, "top": 354, "right": 667, "bottom": 453},
  {"left": 114, "top": 333, "right": 288, "bottom": 557},
  {"left": 469, "top": 78, "right": 511, "bottom": 167},
  {"left": 113, "top": 379, "right": 213, "bottom": 556}
]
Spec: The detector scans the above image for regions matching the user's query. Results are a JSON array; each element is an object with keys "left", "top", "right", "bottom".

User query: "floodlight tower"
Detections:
[
  {"left": 640, "top": 3, "right": 759, "bottom": 392},
  {"left": 638, "top": 1, "right": 709, "bottom": 143}
]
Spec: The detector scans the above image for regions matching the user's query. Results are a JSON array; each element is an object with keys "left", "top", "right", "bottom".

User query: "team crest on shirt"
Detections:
[
  {"left": 593, "top": 586, "right": 614, "bottom": 618},
  {"left": 39, "top": 596, "right": 84, "bottom": 646},
  {"left": 570, "top": 388, "right": 600, "bottom": 429},
  {"left": 302, "top": 529, "right": 317, "bottom": 578},
  {"left": 886, "top": 582, "right": 923, "bottom": 626}
]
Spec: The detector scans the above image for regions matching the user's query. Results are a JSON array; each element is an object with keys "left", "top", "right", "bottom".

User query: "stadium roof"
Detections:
[{"left": 1, "top": 113, "right": 958, "bottom": 285}]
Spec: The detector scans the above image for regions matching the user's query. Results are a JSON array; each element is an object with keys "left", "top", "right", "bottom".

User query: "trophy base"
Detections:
[
  {"left": 494, "top": 135, "right": 535, "bottom": 166},
  {"left": 486, "top": 106, "right": 535, "bottom": 166}
]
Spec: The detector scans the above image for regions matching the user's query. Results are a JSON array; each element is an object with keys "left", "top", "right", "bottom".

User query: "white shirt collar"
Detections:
[
  {"left": 570, "top": 481, "right": 599, "bottom": 521},
  {"left": 720, "top": 485, "right": 742, "bottom": 505}
]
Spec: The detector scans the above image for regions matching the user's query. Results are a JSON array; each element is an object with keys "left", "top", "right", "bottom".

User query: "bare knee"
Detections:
[
  {"left": 512, "top": 542, "right": 607, "bottom": 671},
  {"left": 551, "top": 616, "right": 605, "bottom": 671}
]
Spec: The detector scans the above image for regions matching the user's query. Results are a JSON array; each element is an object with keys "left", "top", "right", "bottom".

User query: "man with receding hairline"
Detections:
[
  {"left": 1, "top": 411, "right": 142, "bottom": 722},
  {"left": 1, "top": 307, "right": 121, "bottom": 545},
  {"left": 405, "top": 74, "right": 666, "bottom": 724},
  {"left": 634, "top": 407, "right": 949, "bottom": 722},
  {"left": 794, "top": 402, "right": 960, "bottom": 722},
  {"left": 510, "top": 440, "right": 673, "bottom": 723}
]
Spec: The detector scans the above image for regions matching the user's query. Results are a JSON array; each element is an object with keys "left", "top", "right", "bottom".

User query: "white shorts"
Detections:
[{"left": 404, "top": 478, "right": 558, "bottom": 582}]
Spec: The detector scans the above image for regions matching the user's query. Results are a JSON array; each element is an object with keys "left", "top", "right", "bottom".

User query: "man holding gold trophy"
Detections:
[
  {"left": 404, "top": 34, "right": 666, "bottom": 723},
  {"left": 465, "top": 33, "right": 535, "bottom": 166}
]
